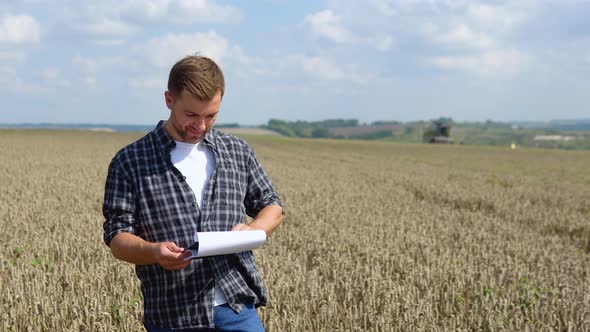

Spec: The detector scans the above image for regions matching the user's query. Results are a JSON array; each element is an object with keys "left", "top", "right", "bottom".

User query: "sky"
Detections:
[{"left": 0, "top": 0, "right": 589, "bottom": 125}]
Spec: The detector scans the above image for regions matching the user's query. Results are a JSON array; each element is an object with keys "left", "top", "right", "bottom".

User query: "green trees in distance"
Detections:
[
  {"left": 260, "top": 118, "right": 590, "bottom": 150},
  {"left": 263, "top": 118, "right": 446, "bottom": 140},
  {"left": 215, "top": 123, "right": 240, "bottom": 128},
  {"left": 265, "top": 118, "right": 360, "bottom": 138}
]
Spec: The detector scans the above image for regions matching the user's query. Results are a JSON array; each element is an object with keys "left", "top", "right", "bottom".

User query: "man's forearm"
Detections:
[
  {"left": 248, "top": 204, "right": 283, "bottom": 236},
  {"left": 109, "top": 232, "right": 158, "bottom": 265}
]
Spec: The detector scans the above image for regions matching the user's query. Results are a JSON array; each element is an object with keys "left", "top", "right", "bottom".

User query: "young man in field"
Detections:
[{"left": 102, "top": 55, "right": 283, "bottom": 331}]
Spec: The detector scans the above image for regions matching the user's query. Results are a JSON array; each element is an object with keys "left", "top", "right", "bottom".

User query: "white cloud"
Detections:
[
  {"left": 371, "top": 34, "right": 394, "bottom": 51},
  {"left": 429, "top": 49, "right": 530, "bottom": 76},
  {"left": 301, "top": 57, "right": 344, "bottom": 80},
  {"left": 418, "top": 2, "right": 531, "bottom": 78},
  {"left": 115, "top": 0, "right": 243, "bottom": 24},
  {"left": 0, "top": 50, "right": 25, "bottom": 63},
  {"left": 83, "top": 55, "right": 135, "bottom": 68},
  {"left": 0, "top": 50, "right": 70, "bottom": 93},
  {"left": 0, "top": 66, "right": 17, "bottom": 83},
  {"left": 466, "top": 3, "right": 525, "bottom": 32},
  {"left": 84, "top": 76, "right": 97, "bottom": 86},
  {"left": 0, "top": 14, "right": 40, "bottom": 44},
  {"left": 42, "top": 67, "right": 59, "bottom": 79},
  {"left": 371, "top": 0, "right": 397, "bottom": 16},
  {"left": 42, "top": 69, "right": 71, "bottom": 87},
  {"left": 33, "top": 1, "right": 241, "bottom": 45},
  {"left": 72, "top": 55, "right": 98, "bottom": 75},
  {"left": 285, "top": 54, "right": 367, "bottom": 83},
  {"left": 420, "top": 2, "right": 528, "bottom": 53},
  {"left": 435, "top": 24, "right": 493, "bottom": 49},
  {"left": 76, "top": 18, "right": 138, "bottom": 37},
  {"left": 54, "top": 79, "right": 72, "bottom": 87},
  {"left": 138, "top": 31, "right": 229, "bottom": 68},
  {"left": 130, "top": 42, "right": 264, "bottom": 90},
  {"left": 128, "top": 78, "right": 167, "bottom": 90},
  {"left": 369, "top": 0, "right": 397, "bottom": 16},
  {"left": 13, "top": 78, "right": 46, "bottom": 94},
  {"left": 226, "top": 45, "right": 267, "bottom": 77},
  {"left": 0, "top": 67, "right": 46, "bottom": 94},
  {"left": 93, "top": 39, "right": 126, "bottom": 46},
  {"left": 79, "top": 0, "right": 244, "bottom": 25},
  {"left": 0, "top": 51, "right": 26, "bottom": 91},
  {"left": 70, "top": 55, "right": 137, "bottom": 83},
  {"left": 40, "top": 67, "right": 71, "bottom": 88},
  {"left": 303, "top": 10, "right": 352, "bottom": 43},
  {"left": 53, "top": 17, "right": 138, "bottom": 45}
]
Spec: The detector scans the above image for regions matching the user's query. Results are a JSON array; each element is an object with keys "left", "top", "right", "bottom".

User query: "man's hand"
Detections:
[
  {"left": 109, "top": 233, "right": 192, "bottom": 271},
  {"left": 151, "top": 242, "right": 192, "bottom": 271},
  {"left": 231, "top": 204, "right": 283, "bottom": 237},
  {"left": 231, "top": 223, "right": 256, "bottom": 232}
]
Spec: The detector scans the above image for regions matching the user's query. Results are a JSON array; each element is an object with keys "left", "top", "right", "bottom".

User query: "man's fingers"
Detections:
[
  {"left": 160, "top": 257, "right": 190, "bottom": 269},
  {"left": 162, "top": 259, "right": 191, "bottom": 271},
  {"left": 231, "top": 223, "right": 251, "bottom": 231},
  {"left": 164, "top": 251, "right": 192, "bottom": 262},
  {"left": 166, "top": 242, "right": 185, "bottom": 253},
  {"left": 154, "top": 242, "right": 189, "bottom": 267},
  {"left": 155, "top": 241, "right": 195, "bottom": 270},
  {"left": 161, "top": 250, "right": 186, "bottom": 261}
]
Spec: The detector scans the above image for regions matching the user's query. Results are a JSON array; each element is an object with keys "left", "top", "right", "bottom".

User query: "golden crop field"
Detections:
[{"left": 1, "top": 129, "right": 589, "bottom": 331}]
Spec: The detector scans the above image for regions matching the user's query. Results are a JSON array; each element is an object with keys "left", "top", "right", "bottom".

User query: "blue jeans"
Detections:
[{"left": 144, "top": 303, "right": 265, "bottom": 332}]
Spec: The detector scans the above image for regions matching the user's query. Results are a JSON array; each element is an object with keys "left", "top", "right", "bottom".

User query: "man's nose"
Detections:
[{"left": 194, "top": 117, "right": 206, "bottom": 130}]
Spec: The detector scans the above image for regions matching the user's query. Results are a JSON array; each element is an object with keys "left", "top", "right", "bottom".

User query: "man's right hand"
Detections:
[
  {"left": 151, "top": 242, "right": 192, "bottom": 271},
  {"left": 109, "top": 233, "right": 192, "bottom": 271}
]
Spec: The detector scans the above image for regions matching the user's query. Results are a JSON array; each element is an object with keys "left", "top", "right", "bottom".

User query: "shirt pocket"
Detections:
[
  {"left": 215, "top": 160, "right": 246, "bottom": 206},
  {"left": 210, "top": 165, "right": 247, "bottom": 230},
  {"left": 138, "top": 174, "right": 196, "bottom": 245}
]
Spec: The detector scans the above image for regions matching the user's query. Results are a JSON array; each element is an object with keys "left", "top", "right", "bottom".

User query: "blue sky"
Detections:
[{"left": 0, "top": 0, "right": 589, "bottom": 125}]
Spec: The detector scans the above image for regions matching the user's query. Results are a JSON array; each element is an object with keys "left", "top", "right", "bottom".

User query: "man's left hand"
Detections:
[
  {"left": 231, "top": 223, "right": 257, "bottom": 232},
  {"left": 230, "top": 204, "right": 283, "bottom": 237}
]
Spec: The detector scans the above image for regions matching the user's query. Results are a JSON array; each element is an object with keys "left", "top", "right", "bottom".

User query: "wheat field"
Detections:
[{"left": 1, "top": 129, "right": 589, "bottom": 331}]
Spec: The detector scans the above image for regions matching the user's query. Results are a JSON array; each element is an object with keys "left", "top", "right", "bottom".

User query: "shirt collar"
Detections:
[
  {"left": 152, "top": 120, "right": 218, "bottom": 153},
  {"left": 202, "top": 128, "right": 217, "bottom": 151}
]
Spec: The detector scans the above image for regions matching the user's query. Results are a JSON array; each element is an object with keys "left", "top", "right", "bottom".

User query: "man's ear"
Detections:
[{"left": 164, "top": 91, "right": 174, "bottom": 110}]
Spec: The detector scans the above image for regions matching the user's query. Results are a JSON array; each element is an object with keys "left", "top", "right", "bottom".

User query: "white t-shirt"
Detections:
[{"left": 170, "top": 140, "right": 227, "bottom": 306}]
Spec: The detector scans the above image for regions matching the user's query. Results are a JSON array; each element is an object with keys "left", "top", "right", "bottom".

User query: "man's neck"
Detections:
[{"left": 163, "top": 121, "right": 179, "bottom": 140}]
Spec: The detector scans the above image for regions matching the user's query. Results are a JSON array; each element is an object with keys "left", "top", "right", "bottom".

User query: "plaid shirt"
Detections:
[{"left": 103, "top": 121, "right": 282, "bottom": 329}]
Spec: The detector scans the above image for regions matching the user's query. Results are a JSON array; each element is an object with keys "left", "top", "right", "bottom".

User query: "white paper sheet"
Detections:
[{"left": 184, "top": 230, "right": 266, "bottom": 259}]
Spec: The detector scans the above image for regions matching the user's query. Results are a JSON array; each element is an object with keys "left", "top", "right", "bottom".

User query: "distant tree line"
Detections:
[
  {"left": 259, "top": 117, "right": 590, "bottom": 150},
  {"left": 263, "top": 117, "right": 454, "bottom": 141},
  {"left": 263, "top": 119, "right": 360, "bottom": 138},
  {"left": 215, "top": 123, "right": 240, "bottom": 128}
]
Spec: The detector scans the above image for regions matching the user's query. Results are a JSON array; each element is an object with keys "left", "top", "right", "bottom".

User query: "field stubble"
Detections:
[{"left": 0, "top": 129, "right": 589, "bottom": 331}]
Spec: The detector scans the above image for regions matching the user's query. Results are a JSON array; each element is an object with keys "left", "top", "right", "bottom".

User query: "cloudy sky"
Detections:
[{"left": 0, "top": 0, "right": 589, "bottom": 125}]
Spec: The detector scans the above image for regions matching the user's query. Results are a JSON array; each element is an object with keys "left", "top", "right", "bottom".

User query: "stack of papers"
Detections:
[{"left": 184, "top": 230, "right": 267, "bottom": 259}]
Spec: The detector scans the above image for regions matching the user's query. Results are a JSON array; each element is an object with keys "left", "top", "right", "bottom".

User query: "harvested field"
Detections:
[{"left": 1, "top": 129, "right": 589, "bottom": 331}]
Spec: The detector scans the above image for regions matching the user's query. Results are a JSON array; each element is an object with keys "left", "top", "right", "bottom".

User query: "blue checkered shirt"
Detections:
[{"left": 103, "top": 121, "right": 282, "bottom": 329}]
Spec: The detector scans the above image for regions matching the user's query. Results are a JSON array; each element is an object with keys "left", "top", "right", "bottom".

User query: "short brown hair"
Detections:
[{"left": 167, "top": 55, "right": 225, "bottom": 100}]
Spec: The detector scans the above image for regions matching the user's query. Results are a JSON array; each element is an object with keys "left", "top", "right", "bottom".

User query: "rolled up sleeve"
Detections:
[
  {"left": 243, "top": 146, "right": 284, "bottom": 218},
  {"left": 102, "top": 156, "right": 137, "bottom": 246}
]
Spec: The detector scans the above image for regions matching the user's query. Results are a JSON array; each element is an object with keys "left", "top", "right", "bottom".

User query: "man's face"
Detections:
[{"left": 164, "top": 90, "right": 221, "bottom": 143}]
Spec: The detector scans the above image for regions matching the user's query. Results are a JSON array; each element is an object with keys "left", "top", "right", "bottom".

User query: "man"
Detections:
[{"left": 103, "top": 55, "right": 283, "bottom": 331}]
